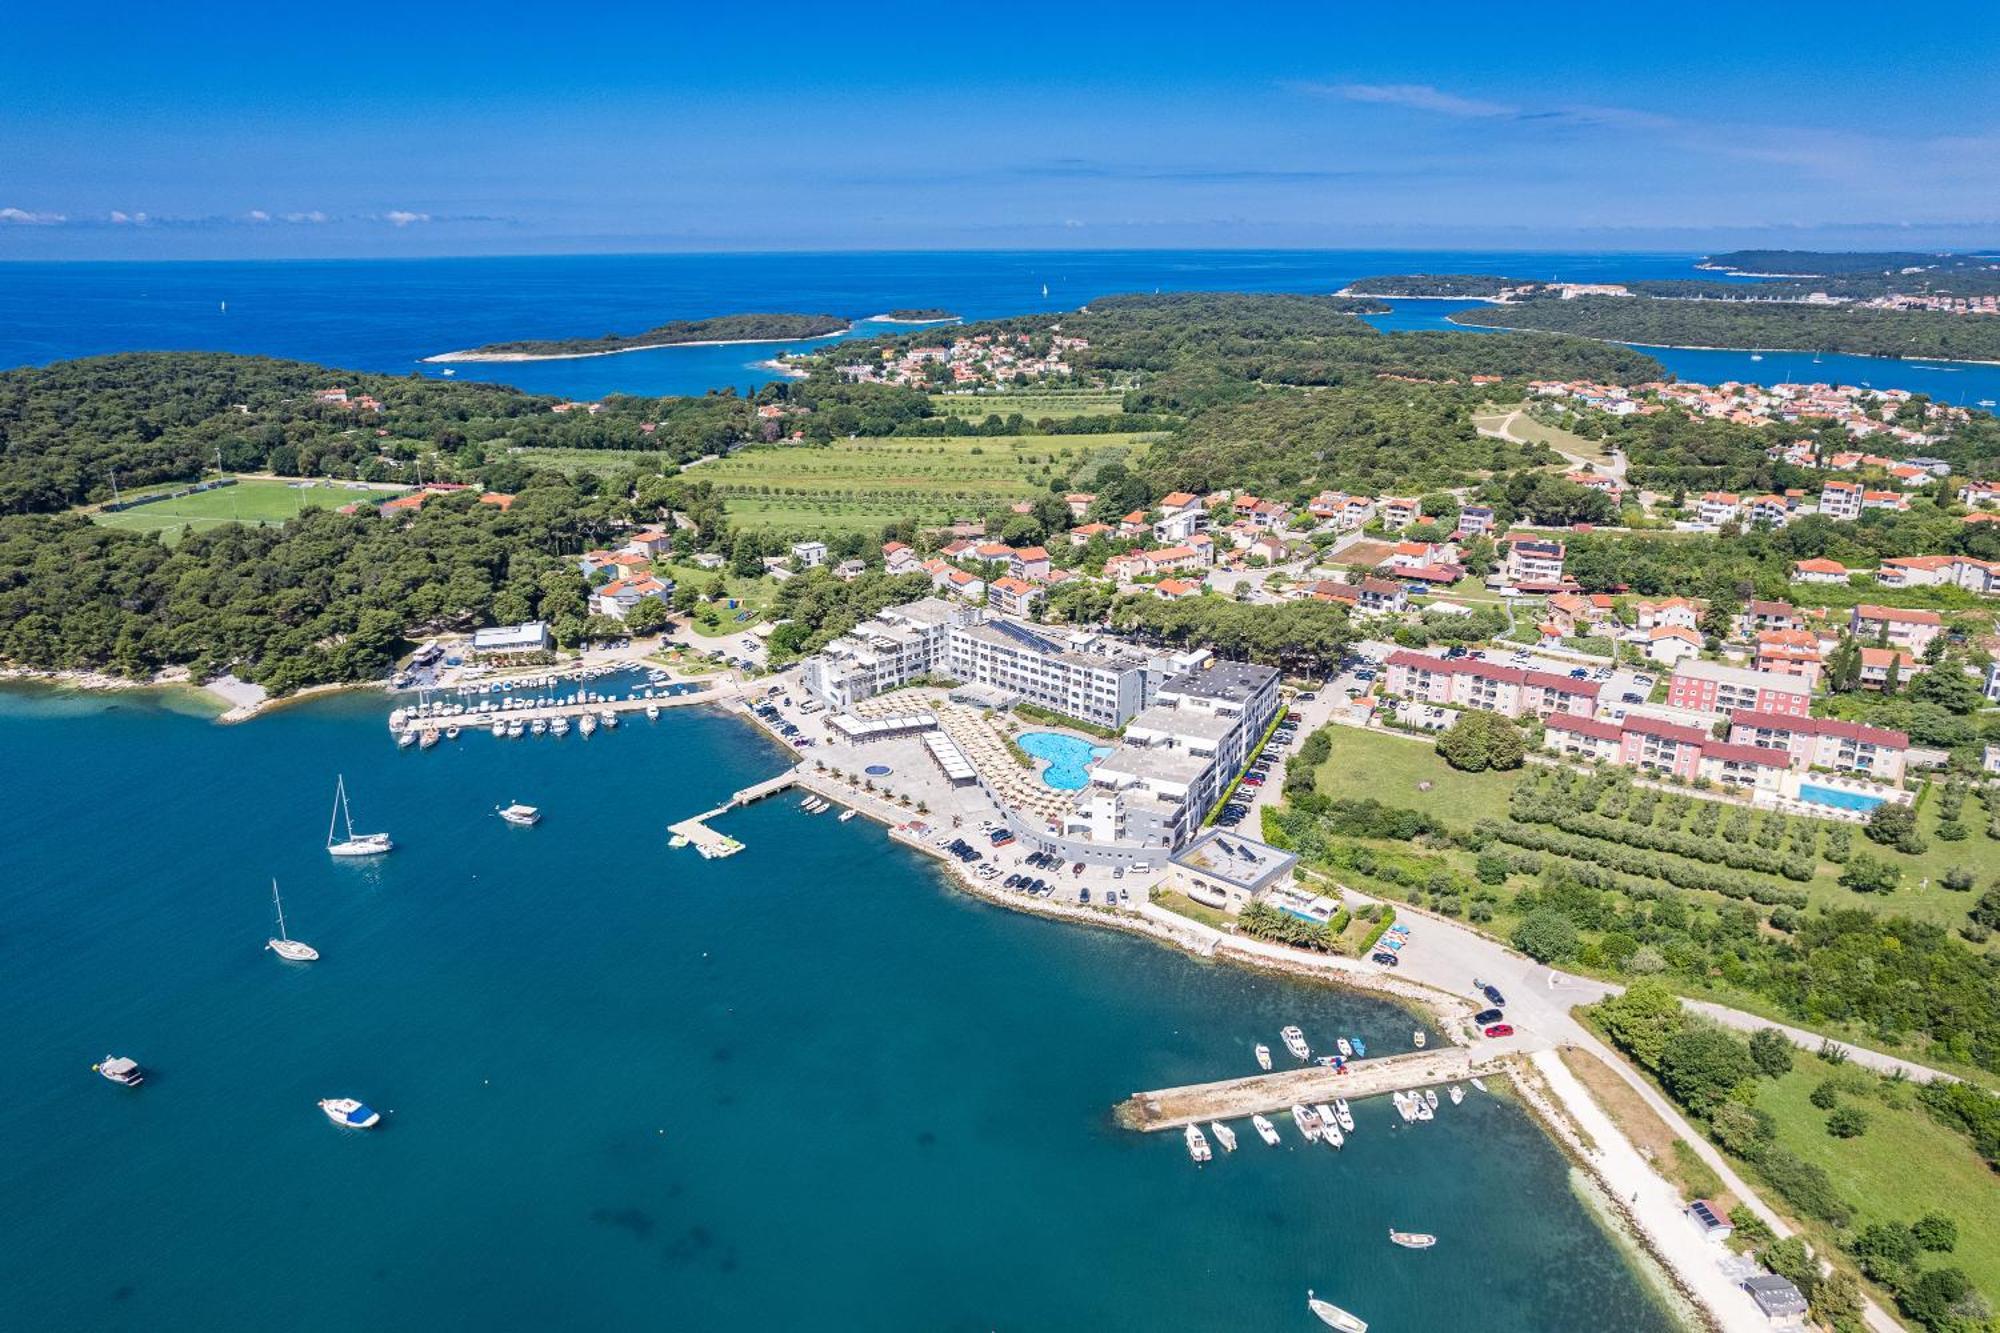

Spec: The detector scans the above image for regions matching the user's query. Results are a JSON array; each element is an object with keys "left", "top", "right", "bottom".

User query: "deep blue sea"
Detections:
[
  {"left": 0, "top": 686, "right": 1678, "bottom": 1331},
  {"left": 2, "top": 249, "right": 1994, "bottom": 404}
]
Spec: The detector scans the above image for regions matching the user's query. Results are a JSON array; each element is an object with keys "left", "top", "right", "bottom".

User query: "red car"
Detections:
[{"left": 1482, "top": 1023, "right": 1514, "bottom": 1038}]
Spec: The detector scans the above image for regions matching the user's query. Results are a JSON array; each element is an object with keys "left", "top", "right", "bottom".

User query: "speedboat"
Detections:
[
  {"left": 600, "top": 710, "right": 618, "bottom": 729},
  {"left": 1336, "top": 1037, "right": 1353, "bottom": 1058},
  {"left": 96, "top": 1055, "right": 144, "bottom": 1087},
  {"left": 1350, "top": 1037, "right": 1366, "bottom": 1058},
  {"left": 1315, "top": 1105, "right": 1343, "bottom": 1148},
  {"left": 530, "top": 719, "right": 547, "bottom": 736},
  {"left": 1392, "top": 1092, "right": 1416, "bottom": 1123},
  {"left": 397, "top": 729, "right": 418, "bottom": 748},
  {"left": 1413, "top": 1096, "right": 1434, "bottom": 1123},
  {"left": 1412, "top": 1030, "right": 1426, "bottom": 1049},
  {"left": 550, "top": 716, "right": 570, "bottom": 736},
  {"left": 1389, "top": 1229, "right": 1438, "bottom": 1250},
  {"left": 1470, "top": 1077, "right": 1489, "bottom": 1093},
  {"left": 838, "top": 809, "right": 858, "bottom": 822},
  {"left": 1423, "top": 1088, "right": 1440, "bottom": 1112},
  {"left": 318, "top": 1097, "right": 381, "bottom": 1129},
  {"left": 1252, "top": 1114, "right": 1280, "bottom": 1146},
  {"left": 1280, "top": 1025, "right": 1310, "bottom": 1062},
  {"left": 1307, "top": 1291, "right": 1368, "bottom": 1332},
  {"left": 579, "top": 714, "right": 598, "bottom": 737},
  {"left": 1255, "top": 1043, "right": 1272, "bottom": 1071},
  {"left": 1184, "top": 1123, "right": 1212, "bottom": 1164},
  {"left": 1448, "top": 1085, "right": 1464, "bottom": 1106},
  {"left": 646, "top": 703, "right": 661, "bottom": 721},
  {"left": 1290, "top": 1104, "right": 1321, "bottom": 1141},
  {"left": 1210, "top": 1121, "right": 1237, "bottom": 1153},
  {"left": 497, "top": 803, "right": 541, "bottom": 827},
  {"left": 1335, "top": 1099, "right": 1355, "bottom": 1132},
  {"left": 445, "top": 726, "right": 460, "bottom": 741}
]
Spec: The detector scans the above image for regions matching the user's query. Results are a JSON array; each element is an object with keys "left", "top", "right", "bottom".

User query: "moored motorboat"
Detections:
[
  {"left": 497, "top": 803, "right": 541, "bottom": 827},
  {"left": 1389, "top": 1229, "right": 1438, "bottom": 1250},
  {"left": 1448, "top": 1084, "right": 1464, "bottom": 1105},
  {"left": 1334, "top": 1099, "right": 1354, "bottom": 1132},
  {"left": 1314, "top": 1105, "right": 1344, "bottom": 1148},
  {"left": 1412, "top": 1029, "right": 1426, "bottom": 1048},
  {"left": 579, "top": 713, "right": 598, "bottom": 737},
  {"left": 1184, "top": 1123, "right": 1212, "bottom": 1164},
  {"left": 1413, "top": 1095, "right": 1434, "bottom": 1122},
  {"left": 646, "top": 703, "right": 661, "bottom": 721},
  {"left": 1280, "top": 1025, "right": 1310, "bottom": 1062},
  {"left": 1210, "top": 1121, "right": 1237, "bottom": 1153},
  {"left": 1350, "top": 1037, "right": 1366, "bottom": 1058},
  {"left": 550, "top": 716, "right": 571, "bottom": 736},
  {"left": 1306, "top": 1290, "right": 1368, "bottom": 1332},
  {"left": 445, "top": 726, "right": 460, "bottom": 740},
  {"left": 1291, "top": 1103, "right": 1321, "bottom": 1141},
  {"left": 318, "top": 1097, "right": 381, "bottom": 1129},
  {"left": 1252, "top": 1114, "right": 1280, "bottom": 1146},
  {"left": 1423, "top": 1088, "right": 1440, "bottom": 1112},
  {"left": 397, "top": 729, "right": 418, "bottom": 749},
  {"left": 1470, "top": 1076, "right": 1489, "bottom": 1093},
  {"left": 1336, "top": 1037, "right": 1353, "bottom": 1058},
  {"left": 1255, "top": 1043, "right": 1273, "bottom": 1071},
  {"left": 600, "top": 709, "right": 618, "bottom": 729},
  {"left": 95, "top": 1055, "right": 144, "bottom": 1087},
  {"left": 530, "top": 719, "right": 547, "bottom": 736},
  {"left": 838, "top": 808, "right": 857, "bottom": 822},
  {"left": 419, "top": 728, "right": 439, "bottom": 749}
]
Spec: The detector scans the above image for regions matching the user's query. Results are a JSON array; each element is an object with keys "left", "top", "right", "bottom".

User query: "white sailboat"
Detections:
[
  {"left": 266, "top": 879, "right": 319, "bottom": 961},
  {"left": 326, "top": 775, "right": 393, "bottom": 856}
]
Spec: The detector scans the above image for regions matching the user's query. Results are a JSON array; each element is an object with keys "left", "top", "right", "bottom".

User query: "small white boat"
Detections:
[
  {"left": 1314, "top": 1105, "right": 1343, "bottom": 1148},
  {"left": 397, "top": 729, "right": 418, "bottom": 749},
  {"left": 1255, "top": 1043, "right": 1272, "bottom": 1071},
  {"left": 1184, "top": 1123, "right": 1212, "bottom": 1164},
  {"left": 445, "top": 726, "right": 460, "bottom": 741},
  {"left": 1423, "top": 1088, "right": 1440, "bottom": 1112},
  {"left": 1334, "top": 1099, "right": 1355, "bottom": 1132},
  {"left": 1389, "top": 1229, "right": 1437, "bottom": 1250},
  {"left": 1210, "top": 1121, "right": 1237, "bottom": 1153},
  {"left": 579, "top": 714, "right": 598, "bottom": 737},
  {"left": 266, "top": 879, "right": 319, "bottom": 962},
  {"left": 95, "top": 1055, "right": 144, "bottom": 1087},
  {"left": 1392, "top": 1091, "right": 1417, "bottom": 1123},
  {"left": 1412, "top": 1030, "right": 1426, "bottom": 1049},
  {"left": 1414, "top": 1097, "right": 1434, "bottom": 1123},
  {"left": 550, "top": 716, "right": 571, "bottom": 736},
  {"left": 1280, "top": 1025, "right": 1311, "bottom": 1062},
  {"left": 838, "top": 809, "right": 857, "bottom": 822},
  {"left": 1307, "top": 1290, "right": 1368, "bottom": 1332},
  {"left": 646, "top": 704, "right": 661, "bottom": 721},
  {"left": 1470, "top": 1077, "right": 1489, "bottom": 1093},
  {"left": 530, "top": 719, "right": 547, "bottom": 736},
  {"left": 600, "top": 710, "right": 618, "bottom": 729},
  {"left": 497, "top": 803, "right": 541, "bottom": 827},
  {"left": 1336, "top": 1038, "right": 1353, "bottom": 1059},
  {"left": 326, "top": 775, "right": 393, "bottom": 857},
  {"left": 1291, "top": 1103, "right": 1321, "bottom": 1141},
  {"left": 1252, "top": 1114, "right": 1280, "bottom": 1146},
  {"left": 318, "top": 1097, "right": 381, "bottom": 1129},
  {"left": 505, "top": 720, "right": 525, "bottom": 738},
  {"left": 419, "top": 728, "right": 439, "bottom": 750},
  {"left": 1448, "top": 1084, "right": 1464, "bottom": 1106}
]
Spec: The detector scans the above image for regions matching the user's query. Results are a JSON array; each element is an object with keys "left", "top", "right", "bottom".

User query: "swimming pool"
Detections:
[
  {"left": 1798, "top": 783, "right": 1886, "bottom": 813},
  {"left": 1017, "top": 731, "right": 1114, "bottom": 790}
]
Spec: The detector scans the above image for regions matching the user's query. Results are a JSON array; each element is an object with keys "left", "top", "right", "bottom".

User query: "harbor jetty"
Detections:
[
  {"left": 667, "top": 767, "right": 803, "bottom": 858},
  {"left": 1116, "top": 1047, "right": 1493, "bottom": 1131}
]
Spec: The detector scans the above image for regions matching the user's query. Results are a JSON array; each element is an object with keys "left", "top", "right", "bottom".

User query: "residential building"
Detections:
[
  {"left": 882, "top": 540, "right": 919, "bottom": 573},
  {"left": 1695, "top": 491, "right": 1741, "bottom": 525},
  {"left": 1645, "top": 626, "right": 1704, "bottom": 665},
  {"left": 1380, "top": 497, "right": 1422, "bottom": 530},
  {"left": 1753, "top": 630, "right": 1823, "bottom": 687},
  {"left": 1501, "top": 536, "right": 1566, "bottom": 587},
  {"left": 1850, "top": 604, "right": 1942, "bottom": 656},
  {"left": 832, "top": 558, "right": 866, "bottom": 582},
  {"left": 987, "top": 576, "right": 1044, "bottom": 618},
  {"left": 1818, "top": 480, "right": 1862, "bottom": 520},
  {"left": 1667, "top": 660, "right": 1812, "bottom": 717},
  {"left": 1544, "top": 713, "right": 1788, "bottom": 791},
  {"left": 469, "top": 621, "right": 552, "bottom": 656},
  {"left": 1726, "top": 712, "right": 1909, "bottom": 780},
  {"left": 1858, "top": 647, "right": 1924, "bottom": 690},
  {"left": 790, "top": 540, "right": 828, "bottom": 569},
  {"left": 1791, "top": 557, "right": 1851, "bottom": 585},
  {"left": 1456, "top": 504, "right": 1496, "bottom": 536},
  {"left": 589, "top": 575, "right": 672, "bottom": 620},
  {"left": 1383, "top": 650, "right": 1601, "bottom": 719},
  {"left": 1635, "top": 598, "right": 1702, "bottom": 632},
  {"left": 1009, "top": 546, "right": 1052, "bottom": 582}
]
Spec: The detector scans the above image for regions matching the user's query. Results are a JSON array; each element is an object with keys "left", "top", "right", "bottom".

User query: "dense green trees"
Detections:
[
  {"left": 1107, "top": 594, "right": 1354, "bottom": 673},
  {"left": 1435, "top": 710, "right": 1526, "bottom": 772},
  {"left": 454, "top": 313, "right": 849, "bottom": 358}
]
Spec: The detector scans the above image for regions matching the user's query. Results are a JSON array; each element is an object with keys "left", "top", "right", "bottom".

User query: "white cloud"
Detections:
[
  {"left": 382, "top": 210, "right": 431, "bottom": 227},
  {"left": 283, "top": 210, "right": 330, "bottom": 224},
  {"left": 1311, "top": 82, "right": 1515, "bottom": 118},
  {"left": 108, "top": 210, "right": 151, "bottom": 225},
  {"left": 0, "top": 206, "right": 66, "bottom": 225}
]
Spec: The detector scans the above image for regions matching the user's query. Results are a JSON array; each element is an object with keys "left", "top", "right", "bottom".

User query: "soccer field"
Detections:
[{"left": 91, "top": 479, "right": 378, "bottom": 540}]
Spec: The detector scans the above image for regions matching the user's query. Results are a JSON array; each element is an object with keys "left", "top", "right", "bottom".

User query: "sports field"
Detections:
[
  {"left": 696, "top": 432, "right": 1156, "bottom": 534},
  {"left": 90, "top": 479, "right": 384, "bottom": 541}
]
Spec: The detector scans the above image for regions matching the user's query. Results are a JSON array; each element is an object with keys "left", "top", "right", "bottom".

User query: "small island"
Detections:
[
  {"left": 426, "top": 313, "right": 851, "bottom": 362},
  {"left": 866, "top": 308, "right": 960, "bottom": 324}
]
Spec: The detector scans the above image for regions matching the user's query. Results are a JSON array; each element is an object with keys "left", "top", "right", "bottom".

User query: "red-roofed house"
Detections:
[
  {"left": 1383, "top": 650, "right": 1599, "bottom": 719},
  {"left": 1727, "top": 711, "right": 1909, "bottom": 780},
  {"left": 1850, "top": 604, "right": 1942, "bottom": 656},
  {"left": 1791, "top": 557, "right": 1851, "bottom": 585},
  {"left": 987, "top": 576, "right": 1044, "bottom": 618}
]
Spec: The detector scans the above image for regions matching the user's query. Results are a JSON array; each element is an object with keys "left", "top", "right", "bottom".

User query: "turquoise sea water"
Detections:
[
  {"left": 2, "top": 250, "right": 1994, "bottom": 405},
  {"left": 1017, "top": 731, "right": 1114, "bottom": 790},
  {"left": 0, "top": 687, "right": 1678, "bottom": 1331}
]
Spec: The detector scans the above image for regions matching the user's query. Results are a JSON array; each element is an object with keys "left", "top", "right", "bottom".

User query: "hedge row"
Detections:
[{"left": 1482, "top": 820, "right": 1809, "bottom": 909}]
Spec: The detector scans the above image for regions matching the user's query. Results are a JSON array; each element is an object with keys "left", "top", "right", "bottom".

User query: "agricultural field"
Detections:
[
  {"left": 88, "top": 477, "right": 384, "bottom": 542},
  {"left": 928, "top": 389, "right": 1128, "bottom": 419},
  {"left": 696, "top": 432, "right": 1155, "bottom": 535}
]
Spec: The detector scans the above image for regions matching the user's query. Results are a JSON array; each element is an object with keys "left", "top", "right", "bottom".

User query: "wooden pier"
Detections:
[
  {"left": 1115, "top": 1047, "right": 1494, "bottom": 1131},
  {"left": 392, "top": 682, "right": 742, "bottom": 735}
]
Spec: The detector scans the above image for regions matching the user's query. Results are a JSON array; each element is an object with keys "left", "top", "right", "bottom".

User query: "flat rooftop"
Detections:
[
  {"left": 1170, "top": 829, "right": 1297, "bottom": 893},
  {"left": 1160, "top": 660, "right": 1279, "bottom": 703}
]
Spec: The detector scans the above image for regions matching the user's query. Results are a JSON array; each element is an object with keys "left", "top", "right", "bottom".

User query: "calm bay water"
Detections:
[
  {"left": 2, "top": 249, "right": 1993, "bottom": 404},
  {"left": 0, "top": 687, "right": 1677, "bottom": 1331}
]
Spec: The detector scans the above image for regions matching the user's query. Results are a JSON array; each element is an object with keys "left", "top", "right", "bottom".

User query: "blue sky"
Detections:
[{"left": 3, "top": 0, "right": 1996, "bottom": 258}]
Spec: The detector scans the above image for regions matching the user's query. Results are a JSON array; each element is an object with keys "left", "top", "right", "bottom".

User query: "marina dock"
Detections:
[
  {"left": 1116, "top": 1047, "right": 1493, "bottom": 1131},
  {"left": 667, "top": 767, "right": 804, "bottom": 858},
  {"left": 391, "top": 682, "right": 738, "bottom": 735}
]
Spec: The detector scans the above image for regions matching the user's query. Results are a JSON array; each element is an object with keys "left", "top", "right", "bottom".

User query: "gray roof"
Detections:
[
  {"left": 1171, "top": 829, "right": 1297, "bottom": 893},
  {"left": 1126, "top": 704, "right": 1236, "bottom": 743},
  {"left": 1160, "top": 660, "right": 1279, "bottom": 704},
  {"left": 1740, "top": 1275, "right": 1808, "bottom": 1317}
]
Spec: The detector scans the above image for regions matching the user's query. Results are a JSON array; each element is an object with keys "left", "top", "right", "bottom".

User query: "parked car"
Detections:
[
  {"left": 1474, "top": 1007, "right": 1504, "bottom": 1025},
  {"left": 1481, "top": 984, "right": 1506, "bottom": 1006},
  {"left": 1371, "top": 951, "right": 1399, "bottom": 967},
  {"left": 1079, "top": 888, "right": 1091, "bottom": 904},
  {"left": 1482, "top": 1023, "right": 1514, "bottom": 1038}
]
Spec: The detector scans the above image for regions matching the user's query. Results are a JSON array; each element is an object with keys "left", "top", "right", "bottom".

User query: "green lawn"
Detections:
[
  {"left": 1315, "top": 725, "right": 1524, "bottom": 825},
  {"left": 1749, "top": 1051, "right": 2000, "bottom": 1303},
  {"left": 90, "top": 478, "right": 380, "bottom": 541},
  {"left": 1799, "top": 789, "right": 2000, "bottom": 929}
]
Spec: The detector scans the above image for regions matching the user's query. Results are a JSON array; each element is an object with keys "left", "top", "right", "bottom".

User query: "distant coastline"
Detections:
[
  {"left": 426, "top": 327, "right": 852, "bottom": 364},
  {"left": 862, "top": 310, "right": 960, "bottom": 325}
]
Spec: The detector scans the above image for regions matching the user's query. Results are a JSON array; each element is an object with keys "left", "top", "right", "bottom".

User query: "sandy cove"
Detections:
[{"left": 422, "top": 327, "right": 853, "bottom": 363}]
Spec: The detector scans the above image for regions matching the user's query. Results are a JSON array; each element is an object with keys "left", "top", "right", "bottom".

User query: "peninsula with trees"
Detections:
[{"left": 426, "top": 312, "right": 851, "bottom": 362}]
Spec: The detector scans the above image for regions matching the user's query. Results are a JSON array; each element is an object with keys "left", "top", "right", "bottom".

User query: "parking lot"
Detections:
[{"left": 1212, "top": 708, "right": 1305, "bottom": 831}]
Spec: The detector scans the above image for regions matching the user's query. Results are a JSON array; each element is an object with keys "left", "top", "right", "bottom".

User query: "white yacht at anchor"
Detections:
[
  {"left": 326, "top": 775, "right": 393, "bottom": 857},
  {"left": 1280, "top": 1025, "right": 1311, "bottom": 1062},
  {"left": 266, "top": 879, "right": 319, "bottom": 961}
]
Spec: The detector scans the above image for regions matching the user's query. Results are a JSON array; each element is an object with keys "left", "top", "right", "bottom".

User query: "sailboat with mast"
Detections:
[
  {"left": 266, "top": 879, "right": 319, "bottom": 961},
  {"left": 326, "top": 774, "right": 394, "bottom": 857}
]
